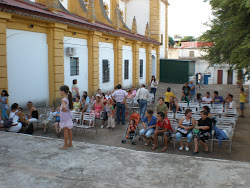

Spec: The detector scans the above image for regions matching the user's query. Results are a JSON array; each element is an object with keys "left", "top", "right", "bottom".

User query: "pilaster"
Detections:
[
  {"left": 0, "top": 13, "right": 11, "bottom": 92},
  {"left": 150, "top": 0, "right": 160, "bottom": 42},
  {"left": 47, "top": 23, "right": 67, "bottom": 106},
  {"left": 132, "top": 41, "right": 140, "bottom": 88},
  {"left": 114, "top": 37, "right": 124, "bottom": 86},
  {"left": 165, "top": 3, "right": 169, "bottom": 59},
  {"left": 156, "top": 46, "right": 160, "bottom": 81},
  {"left": 88, "top": 31, "right": 102, "bottom": 96},
  {"left": 146, "top": 44, "right": 153, "bottom": 85}
]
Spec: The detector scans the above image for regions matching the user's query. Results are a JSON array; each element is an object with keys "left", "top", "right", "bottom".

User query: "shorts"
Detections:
[
  {"left": 158, "top": 129, "right": 173, "bottom": 137},
  {"left": 240, "top": 102, "right": 245, "bottom": 111},
  {"left": 55, "top": 120, "right": 60, "bottom": 123},
  {"left": 42, "top": 119, "right": 51, "bottom": 126}
]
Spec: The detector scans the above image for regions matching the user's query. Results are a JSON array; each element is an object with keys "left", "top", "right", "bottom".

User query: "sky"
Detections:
[{"left": 168, "top": 0, "right": 213, "bottom": 38}]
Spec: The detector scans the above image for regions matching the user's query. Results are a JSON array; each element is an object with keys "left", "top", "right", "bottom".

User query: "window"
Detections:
[
  {"left": 189, "top": 51, "right": 194, "bottom": 57},
  {"left": 140, "top": 59, "right": 143, "bottom": 78},
  {"left": 102, "top": 60, "right": 110, "bottom": 83},
  {"left": 70, "top": 57, "right": 79, "bottom": 76},
  {"left": 124, "top": 60, "right": 129, "bottom": 80}
]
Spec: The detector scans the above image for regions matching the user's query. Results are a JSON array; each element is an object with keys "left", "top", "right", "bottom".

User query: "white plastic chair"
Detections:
[
  {"left": 167, "top": 111, "right": 174, "bottom": 119},
  {"left": 192, "top": 114, "right": 201, "bottom": 121},
  {"left": 211, "top": 124, "right": 233, "bottom": 152},
  {"left": 211, "top": 108, "right": 223, "bottom": 115},
  {"left": 75, "top": 113, "right": 97, "bottom": 134},
  {"left": 71, "top": 111, "right": 82, "bottom": 126},
  {"left": 175, "top": 112, "right": 185, "bottom": 120},
  {"left": 184, "top": 107, "right": 197, "bottom": 113}
]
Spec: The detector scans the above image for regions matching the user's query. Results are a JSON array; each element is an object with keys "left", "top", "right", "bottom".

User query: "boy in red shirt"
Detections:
[{"left": 152, "top": 112, "right": 173, "bottom": 152}]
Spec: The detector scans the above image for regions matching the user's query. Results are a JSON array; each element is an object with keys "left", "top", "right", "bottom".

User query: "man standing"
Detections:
[
  {"left": 189, "top": 81, "right": 195, "bottom": 102},
  {"left": 112, "top": 84, "right": 127, "bottom": 125},
  {"left": 182, "top": 82, "right": 191, "bottom": 100},
  {"left": 136, "top": 84, "right": 149, "bottom": 120}
]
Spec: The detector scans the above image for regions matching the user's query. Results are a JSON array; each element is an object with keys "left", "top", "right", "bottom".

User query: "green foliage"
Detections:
[
  {"left": 181, "top": 36, "right": 196, "bottom": 41},
  {"left": 200, "top": 0, "right": 250, "bottom": 78},
  {"left": 168, "top": 36, "right": 175, "bottom": 47}
]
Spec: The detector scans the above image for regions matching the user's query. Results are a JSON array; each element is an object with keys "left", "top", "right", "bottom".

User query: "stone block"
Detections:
[
  {"left": 54, "top": 65, "right": 64, "bottom": 74},
  {"left": 0, "top": 45, "right": 6, "bottom": 56},
  {"left": 54, "top": 57, "right": 64, "bottom": 66},
  {"left": 54, "top": 73, "right": 64, "bottom": 83},
  {"left": 0, "top": 78, "right": 7, "bottom": 88},
  {"left": 0, "top": 56, "right": 6, "bottom": 67},
  {"left": 0, "top": 66, "right": 7, "bottom": 78},
  {"left": 0, "top": 33, "right": 6, "bottom": 45}
]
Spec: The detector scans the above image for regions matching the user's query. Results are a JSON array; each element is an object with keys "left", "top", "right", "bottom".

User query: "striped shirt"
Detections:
[{"left": 112, "top": 89, "right": 127, "bottom": 103}]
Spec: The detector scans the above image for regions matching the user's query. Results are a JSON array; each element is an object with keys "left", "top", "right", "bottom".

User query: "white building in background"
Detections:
[{"left": 168, "top": 41, "right": 250, "bottom": 85}]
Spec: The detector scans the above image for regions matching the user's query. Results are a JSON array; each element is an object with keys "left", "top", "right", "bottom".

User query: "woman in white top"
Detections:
[
  {"left": 7, "top": 103, "right": 23, "bottom": 132},
  {"left": 150, "top": 75, "right": 158, "bottom": 102}
]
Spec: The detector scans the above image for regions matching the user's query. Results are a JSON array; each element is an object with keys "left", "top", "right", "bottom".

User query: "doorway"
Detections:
[
  {"left": 217, "top": 70, "right": 223, "bottom": 84},
  {"left": 227, "top": 70, "right": 233, "bottom": 85}
]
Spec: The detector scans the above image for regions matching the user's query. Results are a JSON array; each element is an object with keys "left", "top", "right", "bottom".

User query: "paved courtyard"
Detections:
[
  {"left": 1, "top": 132, "right": 250, "bottom": 188},
  {"left": 33, "top": 83, "right": 250, "bottom": 162}
]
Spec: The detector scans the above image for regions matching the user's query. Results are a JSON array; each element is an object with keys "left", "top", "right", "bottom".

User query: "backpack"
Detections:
[{"left": 3, "top": 111, "right": 18, "bottom": 128}]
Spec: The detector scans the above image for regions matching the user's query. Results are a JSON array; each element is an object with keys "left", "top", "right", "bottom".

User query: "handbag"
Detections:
[
  {"left": 177, "top": 118, "right": 192, "bottom": 135},
  {"left": 193, "top": 124, "right": 200, "bottom": 134},
  {"left": 3, "top": 111, "right": 18, "bottom": 128}
]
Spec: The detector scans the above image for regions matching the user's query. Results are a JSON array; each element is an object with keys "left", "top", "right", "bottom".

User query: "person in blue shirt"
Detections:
[
  {"left": 212, "top": 91, "right": 224, "bottom": 104},
  {"left": 139, "top": 110, "right": 157, "bottom": 146},
  {"left": 54, "top": 106, "right": 61, "bottom": 137},
  {"left": 189, "top": 81, "right": 196, "bottom": 102}
]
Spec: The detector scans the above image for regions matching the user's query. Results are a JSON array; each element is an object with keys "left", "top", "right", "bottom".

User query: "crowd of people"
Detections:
[{"left": 0, "top": 77, "right": 247, "bottom": 152}]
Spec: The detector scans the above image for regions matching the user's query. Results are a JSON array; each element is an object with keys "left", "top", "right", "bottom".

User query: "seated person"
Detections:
[
  {"left": 139, "top": 110, "right": 157, "bottom": 146},
  {"left": 212, "top": 91, "right": 224, "bottom": 104},
  {"left": 193, "top": 111, "right": 212, "bottom": 154},
  {"left": 42, "top": 107, "right": 57, "bottom": 135},
  {"left": 127, "top": 90, "right": 134, "bottom": 99},
  {"left": 175, "top": 109, "right": 195, "bottom": 151},
  {"left": 202, "top": 92, "right": 212, "bottom": 103},
  {"left": 152, "top": 112, "right": 173, "bottom": 152},
  {"left": 181, "top": 92, "right": 190, "bottom": 104},
  {"left": 164, "top": 87, "right": 178, "bottom": 109},
  {"left": 105, "top": 91, "right": 112, "bottom": 100},
  {"left": 156, "top": 97, "right": 168, "bottom": 116},
  {"left": 54, "top": 106, "right": 61, "bottom": 137},
  {"left": 169, "top": 96, "right": 180, "bottom": 113},
  {"left": 73, "top": 96, "right": 81, "bottom": 111},
  {"left": 26, "top": 101, "right": 39, "bottom": 134},
  {"left": 91, "top": 94, "right": 104, "bottom": 118},
  {"left": 81, "top": 96, "right": 91, "bottom": 113},
  {"left": 126, "top": 119, "right": 137, "bottom": 138},
  {"left": 194, "top": 93, "right": 202, "bottom": 104}
]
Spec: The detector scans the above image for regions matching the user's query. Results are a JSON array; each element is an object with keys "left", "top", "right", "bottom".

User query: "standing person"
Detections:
[
  {"left": 189, "top": 81, "right": 195, "bottom": 102},
  {"left": 105, "top": 99, "right": 115, "bottom": 130},
  {"left": 72, "top": 79, "right": 80, "bottom": 102},
  {"left": 182, "top": 82, "right": 191, "bottom": 100},
  {"left": 59, "top": 85, "right": 74, "bottom": 150},
  {"left": 112, "top": 84, "right": 127, "bottom": 125},
  {"left": 136, "top": 84, "right": 149, "bottom": 121},
  {"left": 164, "top": 87, "right": 178, "bottom": 109},
  {"left": 197, "top": 73, "right": 203, "bottom": 89},
  {"left": 212, "top": 91, "right": 224, "bottom": 104},
  {"left": 0, "top": 90, "right": 9, "bottom": 121},
  {"left": 150, "top": 75, "right": 158, "bottom": 102},
  {"left": 239, "top": 88, "right": 247, "bottom": 118}
]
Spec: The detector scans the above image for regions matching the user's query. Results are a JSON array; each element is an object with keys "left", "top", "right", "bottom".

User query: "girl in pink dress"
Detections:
[
  {"left": 91, "top": 94, "right": 104, "bottom": 118},
  {"left": 59, "top": 85, "right": 73, "bottom": 150}
]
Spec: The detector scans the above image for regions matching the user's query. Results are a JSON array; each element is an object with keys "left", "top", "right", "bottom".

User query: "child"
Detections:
[
  {"left": 42, "top": 107, "right": 57, "bottom": 135},
  {"left": 105, "top": 99, "right": 115, "bottom": 130},
  {"left": 59, "top": 85, "right": 74, "bottom": 150},
  {"left": 126, "top": 119, "right": 136, "bottom": 138},
  {"left": 73, "top": 96, "right": 81, "bottom": 111},
  {"left": 239, "top": 88, "right": 247, "bottom": 118},
  {"left": 0, "top": 90, "right": 9, "bottom": 121},
  {"left": 181, "top": 92, "right": 189, "bottom": 105},
  {"left": 164, "top": 87, "right": 178, "bottom": 109},
  {"left": 152, "top": 112, "right": 173, "bottom": 152},
  {"left": 72, "top": 79, "right": 80, "bottom": 102},
  {"left": 55, "top": 106, "right": 61, "bottom": 137}
]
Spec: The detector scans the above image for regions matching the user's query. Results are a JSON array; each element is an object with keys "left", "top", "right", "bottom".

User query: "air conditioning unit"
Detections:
[{"left": 66, "top": 47, "right": 76, "bottom": 56}]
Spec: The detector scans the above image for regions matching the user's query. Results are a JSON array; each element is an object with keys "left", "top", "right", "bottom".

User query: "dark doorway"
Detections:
[
  {"left": 217, "top": 70, "right": 223, "bottom": 84},
  {"left": 227, "top": 70, "right": 233, "bottom": 85}
]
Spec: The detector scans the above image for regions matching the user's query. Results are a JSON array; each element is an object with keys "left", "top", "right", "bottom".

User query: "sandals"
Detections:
[
  {"left": 59, "top": 146, "right": 68, "bottom": 150},
  {"left": 161, "top": 148, "right": 167, "bottom": 152},
  {"left": 151, "top": 146, "right": 157, "bottom": 150}
]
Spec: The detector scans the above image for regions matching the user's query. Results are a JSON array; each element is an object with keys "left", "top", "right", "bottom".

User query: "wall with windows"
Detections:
[
  {"left": 139, "top": 48, "right": 146, "bottom": 85},
  {"left": 122, "top": 45, "right": 133, "bottom": 89},
  {"left": 64, "top": 37, "right": 88, "bottom": 96},
  {"left": 99, "top": 42, "right": 114, "bottom": 92},
  {"left": 7, "top": 29, "right": 49, "bottom": 107}
]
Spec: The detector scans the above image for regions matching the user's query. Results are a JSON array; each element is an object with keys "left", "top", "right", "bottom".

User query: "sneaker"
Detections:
[
  {"left": 179, "top": 146, "right": 183, "bottom": 151},
  {"left": 185, "top": 146, "right": 189, "bottom": 151},
  {"left": 101, "top": 125, "right": 104, "bottom": 128}
]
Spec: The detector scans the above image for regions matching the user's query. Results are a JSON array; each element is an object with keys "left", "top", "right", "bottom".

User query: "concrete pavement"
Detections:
[{"left": 0, "top": 132, "right": 250, "bottom": 188}]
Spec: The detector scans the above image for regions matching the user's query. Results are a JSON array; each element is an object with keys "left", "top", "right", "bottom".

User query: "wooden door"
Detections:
[
  {"left": 227, "top": 70, "right": 233, "bottom": 84},
  {"left": 217, "top": 70, "right": 223, "bottom": 84}
]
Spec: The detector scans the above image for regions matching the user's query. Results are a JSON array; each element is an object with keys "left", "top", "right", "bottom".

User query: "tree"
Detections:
[
  {"left": 168, "top": 36, "right": 175, "bottom": 47},
  {"left": 181, "top": 36, "right": 196, "bottom": 41},
  {"left": 200, "top": 0, "right": 250, "bottom": 78}
]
